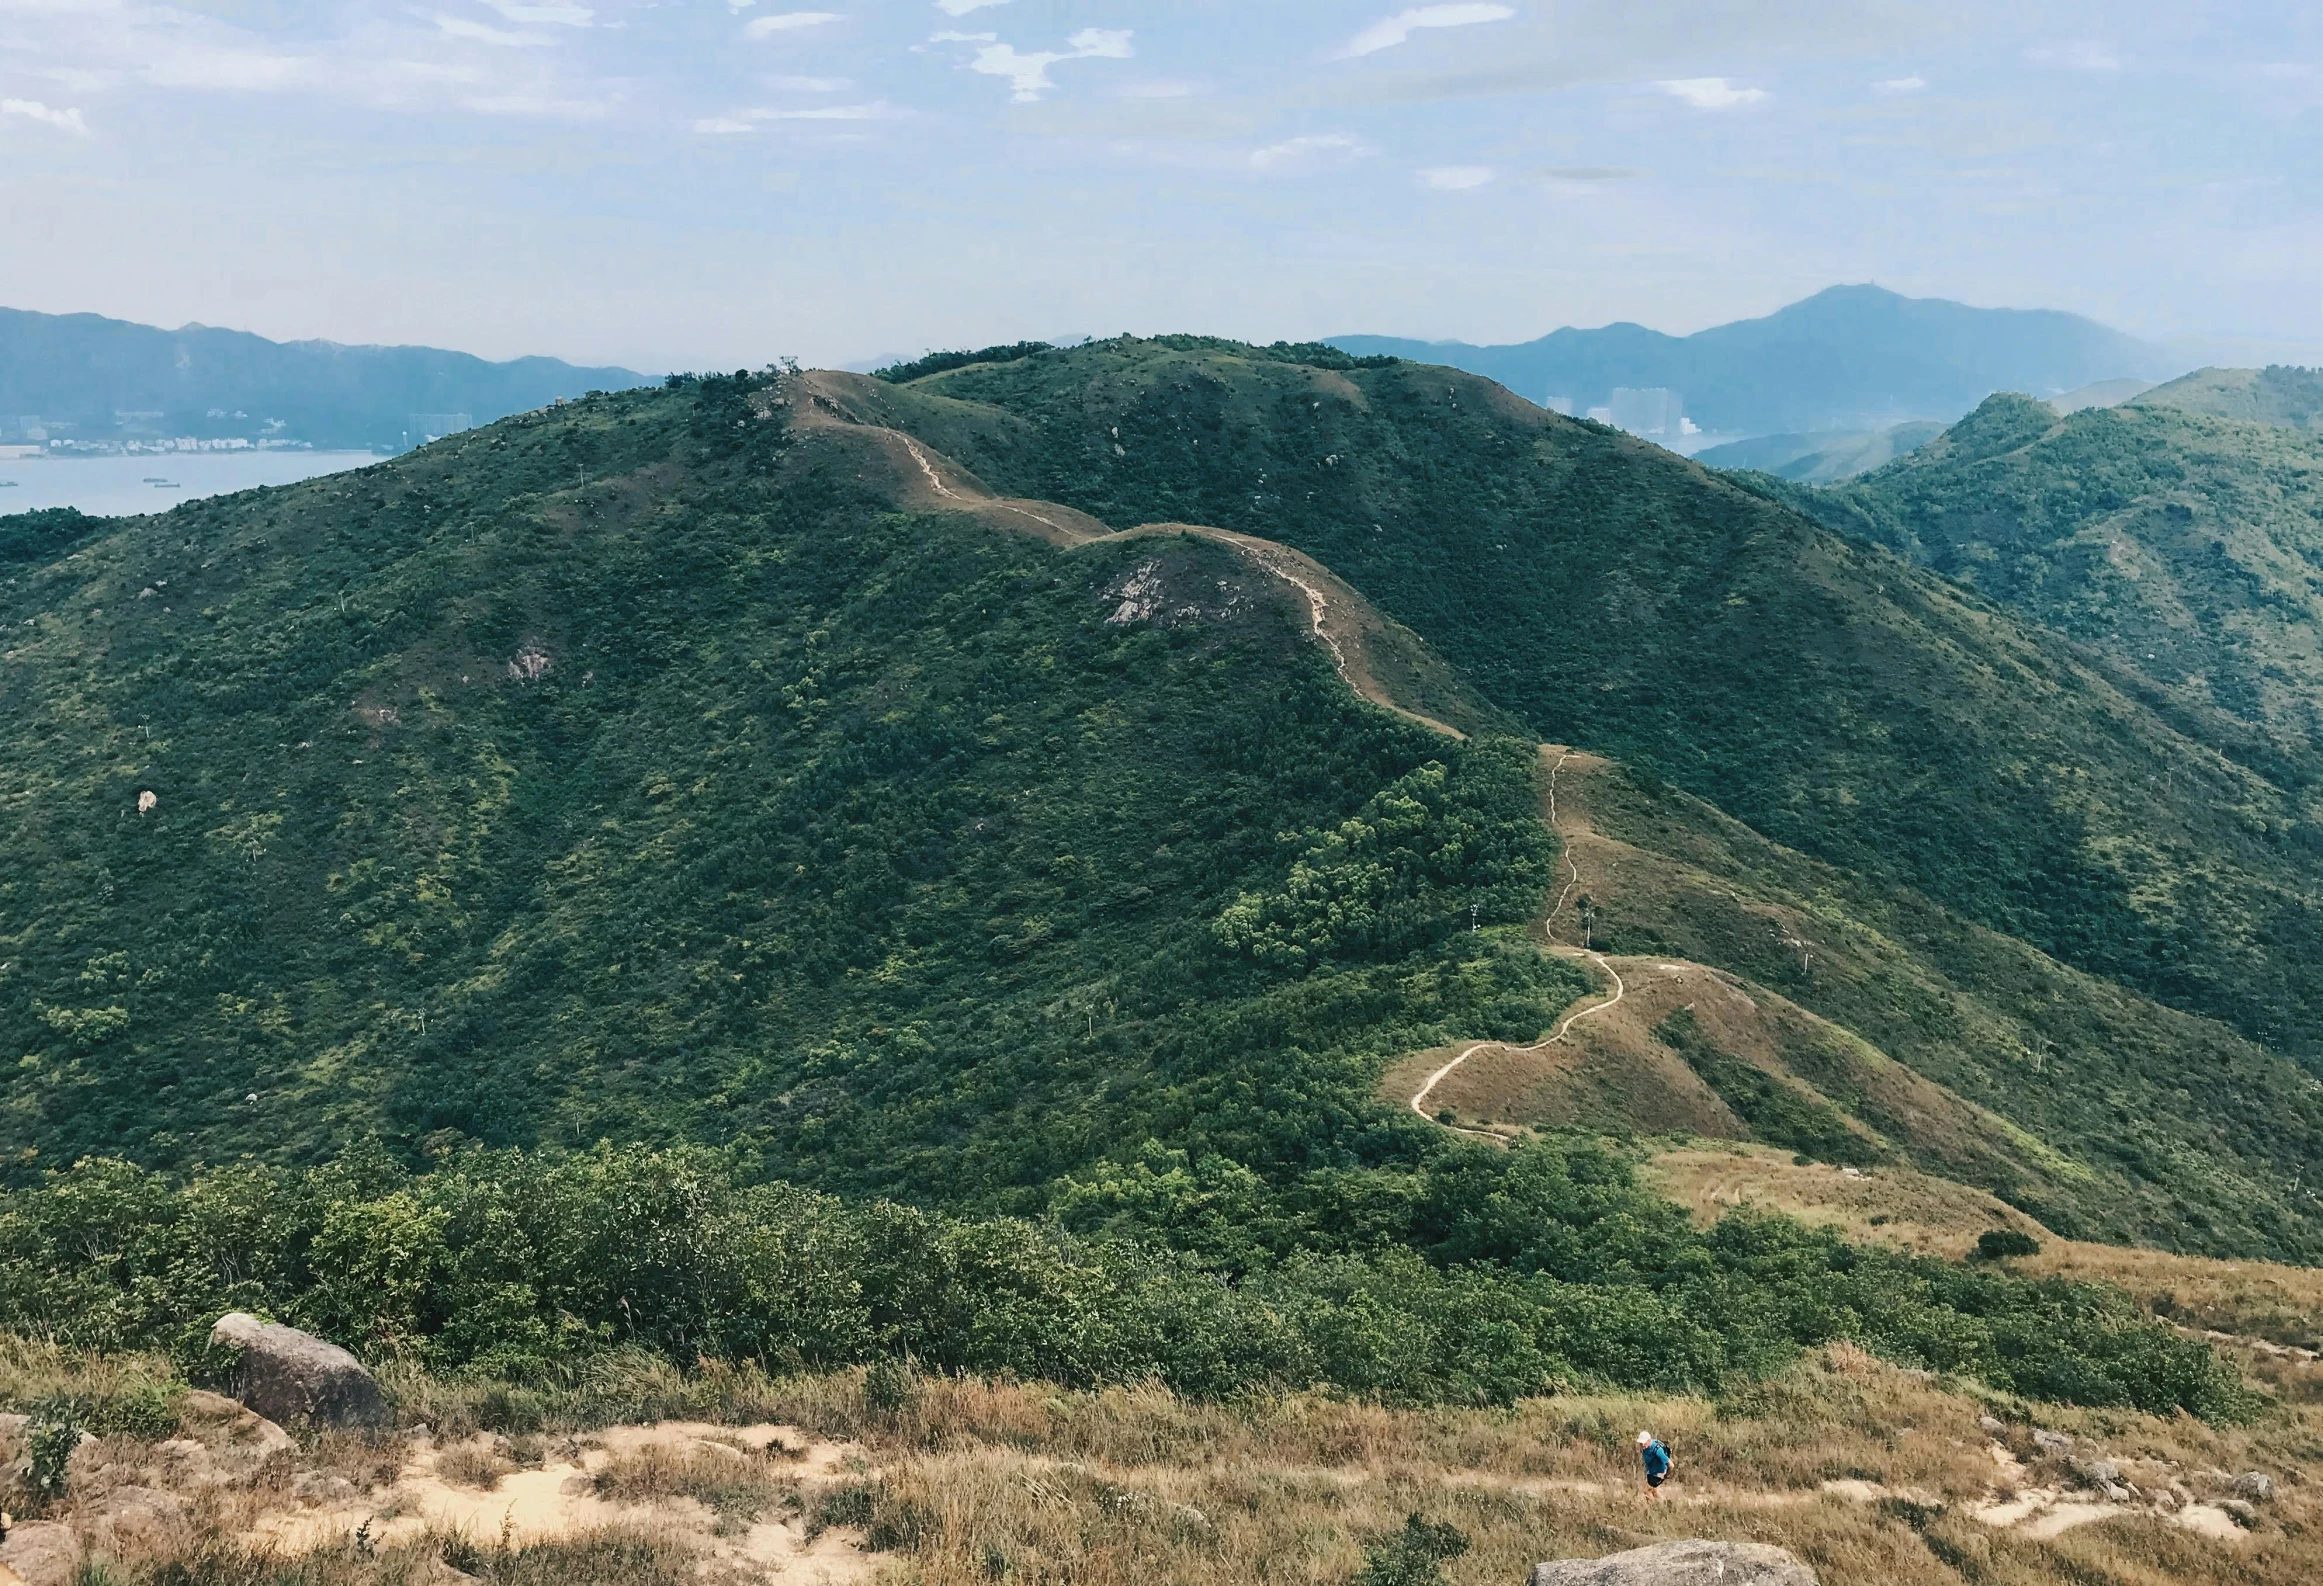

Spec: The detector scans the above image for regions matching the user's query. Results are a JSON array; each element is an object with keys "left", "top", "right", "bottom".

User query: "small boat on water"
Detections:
[{"left": 150, "top": 480, "right": 182, "bottom": 489}]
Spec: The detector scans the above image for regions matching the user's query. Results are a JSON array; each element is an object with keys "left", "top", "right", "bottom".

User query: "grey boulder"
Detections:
[
  {"left": 1530, "top": 1541, "right": 1817, "bottom": 1586},
  {"left": 0, "top": 1521, "right": 83, "bottom": 1586},
  {"left": 209, "top": 1313, "right": 386, "bottom": 1428},
  {"left": 2230, "top": 1471, "right": 2275, "bottom": 1503}
]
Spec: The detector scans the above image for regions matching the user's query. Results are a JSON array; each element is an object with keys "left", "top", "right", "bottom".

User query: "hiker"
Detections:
[{"left": 1637, "top": 1430, "right": 1672, "bottom": 1500}]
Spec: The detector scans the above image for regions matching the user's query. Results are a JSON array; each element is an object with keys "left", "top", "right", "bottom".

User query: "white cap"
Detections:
[{"left": 1636, "top": 1430, "right": 1654, "bottom": 1446}]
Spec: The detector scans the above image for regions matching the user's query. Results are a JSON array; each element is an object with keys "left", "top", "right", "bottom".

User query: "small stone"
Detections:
[
  {"left": 1977, "top": 1415, "right": 2007, "bottom": 1436},
  {"left": 2100, "top": 1481, "right": 2132, "bottom": 1503},
  {"left": 137, "top": 790, "right": 157, "bottom": 814},
  {"left": 2154, "top": 1487, "right": 2183, "bottom": 1513},
  {"left": 2073, "top": 1457, "right": 2122, "bottom": 1486},
  {"left": 2230, "top": 1471, "right": 2274, "bottom": 1503},
  {"left": 2031, "top": 1429, "right": 2074, "bottom": 1457},
  {"left": 1530, "top": 1540, "right": 1817, "bottom": 1585},
  {"left": 292, "top": 1470, "right": 359, "bottom": 1505},
  {"left": 2218, "top": 1498, "right": 2259, "bottom": 1528}
]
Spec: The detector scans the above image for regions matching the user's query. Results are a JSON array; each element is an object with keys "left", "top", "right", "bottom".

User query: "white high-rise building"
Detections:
[{"left": 1608, "top": 387, "right": 1684, "bottom": 436}]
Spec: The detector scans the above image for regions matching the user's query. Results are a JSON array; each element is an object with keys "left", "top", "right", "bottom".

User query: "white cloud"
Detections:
[
  {"left": 934, "top": 27, "right": 1133, "bottom": 101},
  {"left": 1, "top": 97, "right": 88, "bottom": 134},
  {"left": 694, "top": 100, "right": 895, "bottom": 132},
  {"left": 1874, "top": 74, "right": 1926, "bottom": 93},
  {"left": 486, "top": 2, "right": 593, "bottom": 23},
  {"left": 935, "top": 0, "right": 1009, "bottom": 13},
  {"left": 1419, "top": 165, "right": 1492, "bottom": 189},
  {"left": 1656, "top": 77, "right": 1768, "bottom": 110},
  {"left": 768, "top": 74, "right": 849, "bottom": 91},
  {"left": 1339, "top": 4, "right": 1514, "bottom": 61},
  {"left": 1119, "top": 80, "right": 1196, "bottom": 99},
  {"left": 753, "top": 100, "right": 892, "bottom": 119},
  {"left": 141, "top": 50, "right": 308, "bottom": 91},
  {"left": 436, "top": 15, "right": 542, "bottom": 47},
  {"left": 1250, "top": 132, "right": 1371, "bottom": 172},
  {"left": 2027, "top": 41, "right": 2120, "bottom": 71},
  {"left": 744, "top": 11, "right": 843, "bottom": 38},
  {"left": 1068, "top": 28, "right": 1132, "bottom": 59}
]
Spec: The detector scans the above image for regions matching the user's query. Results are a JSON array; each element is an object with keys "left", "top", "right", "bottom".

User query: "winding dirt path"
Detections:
[{"left": 1409, "top": 749, "right": 1625, "bottom": 1133}]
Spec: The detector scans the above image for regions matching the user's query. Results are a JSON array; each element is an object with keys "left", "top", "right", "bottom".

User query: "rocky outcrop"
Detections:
[
  {"left": 1530, "top": 1540, "right": 1817, "bottom": 1586},
  {"left": 0, "top": 1522, "right": 81, "bottom": 1586},
  {"left": 209, "top": 1313, "right": 386, "bottom": 1428}
]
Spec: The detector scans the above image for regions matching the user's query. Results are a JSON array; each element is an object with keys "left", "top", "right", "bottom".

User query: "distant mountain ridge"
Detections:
[
  {"left": 0, "top": 306, "right": 652, "bottom": 452},
  {"left": 2133, "top": 364, "right": 2323, "bottom": 430},
  {"left": 1330, "top": 285, "right": 2181, "bottom": 436}
]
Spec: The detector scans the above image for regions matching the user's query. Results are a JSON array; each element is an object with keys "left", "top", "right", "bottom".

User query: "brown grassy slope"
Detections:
[
  {"left": 10, "top": 1339, "right": 2323, "bottom": 1586},
  {"left": 1533, "top": 750, "right": 2323, "bottom": 1258},
  {"left": 1649, "top": 1142, "right": 2323, "bottom": 1353}
]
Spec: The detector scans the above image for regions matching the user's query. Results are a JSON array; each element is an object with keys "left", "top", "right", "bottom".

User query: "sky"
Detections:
[{"left": 1, "top": 0, "right": 2318, "bottom": 372}]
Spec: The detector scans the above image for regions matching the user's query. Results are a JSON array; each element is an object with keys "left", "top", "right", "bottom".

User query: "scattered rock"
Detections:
[
  {"left": 2154, "top": 1486, "right": 2183, "bottom": 1513},
  {"left": 292, "top": 1470, "right": 359, "bottom": 1506},
  {"left": 2071, "top": 1457, "right": 2122, "bottom": 1487},
  {"left": 2218, "top": 1498, "right": 2259, "bottom": 1529},
  {"left": 2031, "top": 1429, "right": 2074, "bottom": 1457},
  {"left": 209, "top": 1312, "right": 387, "bottom": 1428},
  {"left": 87, "top": 1485, "right": 190, "bottom": 1555},
  {"left": 2230, "top": 1471, "right": 2274, "bottom": 1503},
  {"left": 0, "top": 1521, "right": 81, "bottom": 1586},
  {"left": 1977, "top": 1415, "right": 2007, "bottom": 1437},
  {"left": 2100, "top": 1481, "right": 2134, "bottom": 1504},
  {"left": 1530, "top": 1540, "right": 1817, "bottom": 1586}
]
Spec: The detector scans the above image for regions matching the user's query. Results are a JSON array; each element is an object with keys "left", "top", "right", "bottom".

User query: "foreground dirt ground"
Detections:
[{"left": 6, "top": 1336, "right": 2323, "bottom": 1586}]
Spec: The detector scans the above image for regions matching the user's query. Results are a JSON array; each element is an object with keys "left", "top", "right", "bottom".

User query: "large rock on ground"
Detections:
[
  {"left": 1531, "top": 1540, "right": 1817, "bottom": 1586},
  {"left": 209, "top": 1312, "right": 386, "bottom": 1428},
  {"left": 0, "top": 1522, "right": 82, "bottom": 1586}
]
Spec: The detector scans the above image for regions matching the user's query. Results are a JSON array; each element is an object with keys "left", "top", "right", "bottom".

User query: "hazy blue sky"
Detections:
[{"left": 2, "top": 1, "right": 2317, "bottom": 371}]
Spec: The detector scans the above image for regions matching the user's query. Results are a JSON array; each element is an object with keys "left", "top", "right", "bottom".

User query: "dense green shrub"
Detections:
[{"left": 0, "top": 1145, "right": 2251, "bottom": 1419}]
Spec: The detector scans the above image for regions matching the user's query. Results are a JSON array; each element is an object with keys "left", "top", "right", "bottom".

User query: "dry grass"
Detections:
[
  {"left": 1649, "top": 1142, "right": 2323, "bottom": 1350},
  {"left": 79, "top": 1526, "right": 708, "bottom": 1585},
  {"left": 15, "top": 1342, "right": 2323, "bottom": 1585},
  {"left": 434, "top": 1433, "right": 519, "bottom": 1490},
  {"left": 591, "top": 1438, "right": 795, "bottom": 1532}
]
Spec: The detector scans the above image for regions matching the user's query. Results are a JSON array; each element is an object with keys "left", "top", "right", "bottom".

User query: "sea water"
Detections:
[{"left": 0, "top": 451, "right": 380, "bottom": 517}]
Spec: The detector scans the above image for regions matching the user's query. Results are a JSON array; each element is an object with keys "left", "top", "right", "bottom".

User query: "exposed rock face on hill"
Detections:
[
  {"left": 1529, "top": 1539, "right": 1816, "bottom": 1585},
  {"left": 210, "top": 1313, "right": 385, "bottom": 1428}
]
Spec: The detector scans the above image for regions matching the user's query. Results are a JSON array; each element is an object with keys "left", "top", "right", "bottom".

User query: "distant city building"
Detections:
[
  {"left": 1543, "top": 394, "right": 1575, "bottom": 416},
  {"left": 1585, "top": 405, "right": 1614, "bottom": 425},
  {"left": 1608, "top": 387, "right": 1685, "bottom": 436},
  {"left": 406, "top": 413, "right": 475, "bottom": 446}
]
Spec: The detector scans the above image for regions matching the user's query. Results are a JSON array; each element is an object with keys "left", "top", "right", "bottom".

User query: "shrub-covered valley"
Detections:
[{"left": 6, "top": 342, "right": 2323, "bottom": 1584}]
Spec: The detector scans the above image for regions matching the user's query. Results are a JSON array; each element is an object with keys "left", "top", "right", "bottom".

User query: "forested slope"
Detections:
[
  {"left": 858, "top": 342, "right": 2323, "bottom": 1060},
  {"left": 0, "top": 377, "right": 1567, "bottom": 1203},
  {"left": 1785, "top": 394, "right": 2323, "bottom": 760}
]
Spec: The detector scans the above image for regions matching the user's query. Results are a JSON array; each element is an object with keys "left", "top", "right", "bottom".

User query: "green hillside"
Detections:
[
  {"left": 2135, "top": 364, "right": 2323, "bottom": 430},
  {"left": 852, "top": 342, "right": 2323, "bottom": 1061},
  {"left": 0, "top": 377, "right": 1571, "bottom": 1200},
  {"left": 1789, "top": 394, "right": 2323, "bottom": 758},
  {"left": 0, "top": 365, "right": 2254, "bottom": 1417}
]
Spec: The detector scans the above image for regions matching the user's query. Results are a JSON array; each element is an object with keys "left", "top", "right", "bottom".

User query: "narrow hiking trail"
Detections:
[{"left": 1408, "top": 750, "right": 1627, "bottom": 1135}]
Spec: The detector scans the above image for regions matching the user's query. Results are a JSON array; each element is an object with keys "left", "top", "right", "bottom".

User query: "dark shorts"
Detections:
[{"left": 1646, "top": 1472, "right": 1668, "bottom": 1488}]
